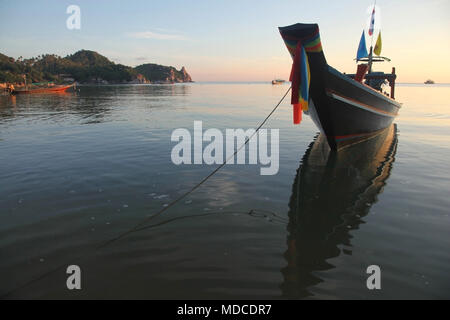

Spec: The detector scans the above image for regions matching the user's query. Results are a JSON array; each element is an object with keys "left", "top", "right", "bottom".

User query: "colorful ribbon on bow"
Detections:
[
  {"left": 281, "top": 29, "right": 322, "bottom": 124},
  {"left": 289, "top": 41, "right": 310, "bottom": 124}
]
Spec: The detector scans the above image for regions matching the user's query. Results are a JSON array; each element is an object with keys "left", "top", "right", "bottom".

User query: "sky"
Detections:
[{"left": 0, "top": 0, "right": 449, "bottom": 82}]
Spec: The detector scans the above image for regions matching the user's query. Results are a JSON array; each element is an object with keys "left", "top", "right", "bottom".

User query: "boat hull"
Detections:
[
  {"left": 13, "top": 84, "right": 73, "bottom": 95},
  {"left": 308, "top": 66, "right": 401, "bottom": 150},
  {"left": 279, "top": 23, "right": 401, "bottom": 151}
]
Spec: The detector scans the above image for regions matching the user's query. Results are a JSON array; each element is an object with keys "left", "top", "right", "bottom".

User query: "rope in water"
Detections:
[
  {"left": 1, "top": 86, "right": 291, "bottom": 298},
  {"left": 97, "top": 85, "right": 291, "bottom": 248}
]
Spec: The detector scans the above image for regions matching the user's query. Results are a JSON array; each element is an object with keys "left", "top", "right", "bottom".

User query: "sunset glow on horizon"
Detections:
[{"left": 1, "top": 0, "right": 449, "bottom": 83}]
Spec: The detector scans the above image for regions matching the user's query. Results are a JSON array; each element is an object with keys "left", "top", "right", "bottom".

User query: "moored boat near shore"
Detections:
[
  {"left": 12, "top": 84, "right": 74, "bottom": 94},
  {"left": 279, "top": 17, "right": 401, "bottom": 150}
]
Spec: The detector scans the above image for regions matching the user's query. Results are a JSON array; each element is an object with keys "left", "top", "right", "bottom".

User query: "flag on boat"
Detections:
[
  {"left": 289, "top": 43, "right": 310, "bottom": 124},
  {"left": 374, "top": 31, "right": 382, "bottom": 56},
  {"left": 356, "top": 31, "right": 368, "bottom": 61},
  {"left": 368, "top": 7, "right": 375, "bottom": 36},
  {"left": 279, "top": 24, "right": 322, "bottom": 124}
]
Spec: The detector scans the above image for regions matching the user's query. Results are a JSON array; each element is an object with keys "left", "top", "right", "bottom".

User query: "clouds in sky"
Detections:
[{"left": 128, "top": 30, "right": 189, "bottom": 41}]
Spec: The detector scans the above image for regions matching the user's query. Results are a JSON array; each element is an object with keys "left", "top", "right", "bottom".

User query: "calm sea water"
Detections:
[{"left": 0, "top": 83, "right": 449, "bottom": 299}]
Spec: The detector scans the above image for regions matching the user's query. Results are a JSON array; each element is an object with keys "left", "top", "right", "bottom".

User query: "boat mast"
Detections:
[{"left": 367, "top": 0, "right": 377, "bottom": 73}]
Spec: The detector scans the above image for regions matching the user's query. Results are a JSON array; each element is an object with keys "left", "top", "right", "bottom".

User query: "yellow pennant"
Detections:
[{"left": 374, "top": 32, "right": 382, "bottom": 56}]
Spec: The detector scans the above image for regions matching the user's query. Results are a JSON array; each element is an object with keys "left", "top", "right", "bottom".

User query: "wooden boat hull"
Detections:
[
  {"left": 307, "top": 66, "right": 401, "bottom": 150},
  {"left": 13, "top": 84, "right": 73, "bottom": 95},
  {"left": 279, "top": 23, "right": 401, "bottom": 150}
]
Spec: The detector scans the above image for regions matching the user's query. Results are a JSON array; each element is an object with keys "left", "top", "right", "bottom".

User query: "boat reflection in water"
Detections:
[{"left": 281, "top": 124, "right": 398, "bottom": 298}]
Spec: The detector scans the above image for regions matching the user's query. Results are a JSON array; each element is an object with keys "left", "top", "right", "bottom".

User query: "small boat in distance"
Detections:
[
  {"left": 278, "top": 6, "right": 401, "bottom": 150},
  {"left": 272, "top": 79, "right": 286, "bottom": 85},
  {"left": 424, "top": 79, "right": 435, "bottom": 84},
  {"left": 12, "top": 83, "right": 74, "bottom": 95}
]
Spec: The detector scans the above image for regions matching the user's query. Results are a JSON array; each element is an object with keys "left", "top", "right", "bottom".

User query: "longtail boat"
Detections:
[
  {"left": 12, "top": 84, "right": 73, "bottom": 95},
  {"left": 279, "top": 9, "right": 400, "bottom": 150}
]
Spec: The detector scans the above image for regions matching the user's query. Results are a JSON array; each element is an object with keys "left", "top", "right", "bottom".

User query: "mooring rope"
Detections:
[
  {"left": 97, "top": 85, "right": 292, "bottom": 248},
  {"left": 1, "top": 86, "right": 291, "bottom": 298}
]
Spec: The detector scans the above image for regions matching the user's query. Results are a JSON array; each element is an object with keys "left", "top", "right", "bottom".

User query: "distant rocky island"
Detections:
[
  {"left": 135, "top": 64, "right": 192, "bottom": 84},
  {"left": 0, "top": 50, "right": 193, "bottom": 85}
]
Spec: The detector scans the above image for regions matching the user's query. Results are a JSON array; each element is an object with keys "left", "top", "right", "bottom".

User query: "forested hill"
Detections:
[
  {"left": 0, "top": 50, "right": 193, "bottom": 84},
  {"left": 135, "top": 64, "right": 192, "bottom": 83}
]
